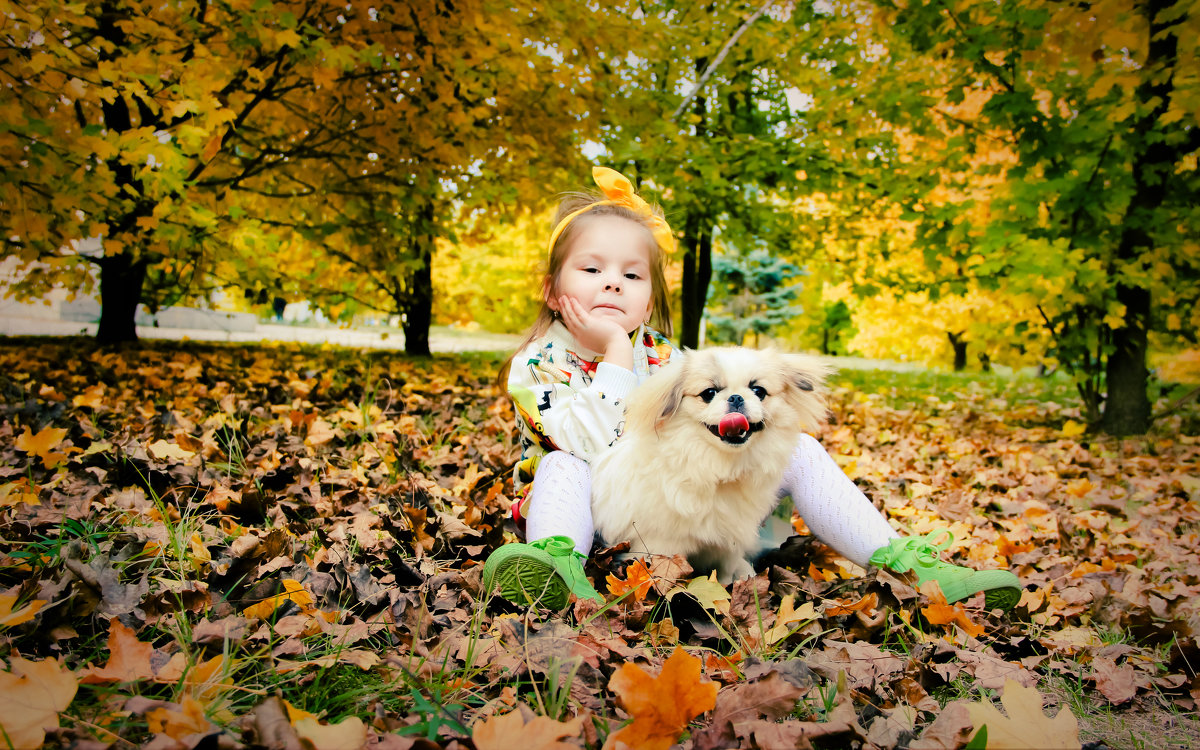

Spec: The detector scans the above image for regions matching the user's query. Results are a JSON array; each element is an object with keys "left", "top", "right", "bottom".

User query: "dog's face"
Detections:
[{"left": 625, "top": 347, "right": 829, "bottom": 448}]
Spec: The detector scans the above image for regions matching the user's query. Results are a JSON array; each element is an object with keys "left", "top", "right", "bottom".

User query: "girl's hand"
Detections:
[{"left": 558, "top": 296, "right": 635, "bottom": 371}]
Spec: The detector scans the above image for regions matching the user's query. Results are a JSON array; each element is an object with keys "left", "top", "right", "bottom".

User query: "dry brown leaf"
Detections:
[
  {"left": 472, "top": 709, "right": 584, "bottom": 750},
  {"left": 78, "top": 618, "right": 157, "bottom": 684}
]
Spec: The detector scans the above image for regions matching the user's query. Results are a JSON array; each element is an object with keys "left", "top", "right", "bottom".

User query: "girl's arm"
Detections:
[{"left": 508, "top": 351, "right": 636, "bottom": 462}]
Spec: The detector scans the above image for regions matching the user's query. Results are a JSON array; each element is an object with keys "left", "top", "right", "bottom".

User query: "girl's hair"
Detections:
[{"left": 498, "top": 191, "right": 674, "bottom": 385}]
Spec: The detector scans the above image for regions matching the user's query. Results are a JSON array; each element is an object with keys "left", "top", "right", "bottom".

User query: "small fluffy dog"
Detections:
[{"left": 591, "top": 347, "right": 829, "bottom": 583}]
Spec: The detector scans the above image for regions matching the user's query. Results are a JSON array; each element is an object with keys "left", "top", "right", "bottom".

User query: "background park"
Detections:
[{"left": 2, "top": 0, "right": 1199, "bottom": 748}]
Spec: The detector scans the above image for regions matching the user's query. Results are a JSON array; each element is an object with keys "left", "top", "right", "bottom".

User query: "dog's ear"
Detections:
[
  {"left": 625, "top": 356, "right": 688, "bottom": 435},
  {"left": 776, "top": 352, "right": 831, "bottom": 430}
]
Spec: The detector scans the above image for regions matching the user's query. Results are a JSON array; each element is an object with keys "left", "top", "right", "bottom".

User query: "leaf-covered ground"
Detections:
[{"left": 1, "top": 338, "right": 1198, "bottom": 749}]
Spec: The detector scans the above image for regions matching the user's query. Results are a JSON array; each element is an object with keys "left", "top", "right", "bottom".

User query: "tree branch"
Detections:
[{"left": 671, "top": 0, "right": 776, "bottom": 121}]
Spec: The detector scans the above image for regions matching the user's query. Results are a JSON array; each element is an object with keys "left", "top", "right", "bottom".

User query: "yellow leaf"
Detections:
[
  {"left": 293, "top": 715, "right": 367, "bottom": 750},
  {"left": 15, "top": 425, "right": 69, "bottom": 468},
  {"left": 0, "top": 657, "right": 78, "bottom": 749},
  {"left": 242, "top": 579, "right": 314, "bottom": 619},
  {"left": 0, "top": 480, "right": 41, "bottom": 508},
  {"left": 0, "top": 595, "right": 47, "bottom": 627},
  {"left": 1060, "top": 420, "right": 1086, "bottom": 438},
  {"left": 473, "top": 710, "right": 583, "bottom": 750},
  {"left": 667, "top": 572, "right": 730, "bottom": 615},
  {"left": 147, "top": 439, "right": 196, "bottom": 462},
  {"left": 966, "top": 678, "right": 1079, "bottom": 749},
  {"left": 759, "top": 594, "right": 819, "bottom": 646}
]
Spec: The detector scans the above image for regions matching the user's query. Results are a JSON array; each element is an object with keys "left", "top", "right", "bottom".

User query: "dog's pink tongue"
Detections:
[{"left": 718, "top": 412, "right": 750, "bottom": 438}]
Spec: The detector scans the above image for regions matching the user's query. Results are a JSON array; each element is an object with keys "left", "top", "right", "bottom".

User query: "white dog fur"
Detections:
[{"left": 591, "top": 347, "right": 829, "bottom": 583}]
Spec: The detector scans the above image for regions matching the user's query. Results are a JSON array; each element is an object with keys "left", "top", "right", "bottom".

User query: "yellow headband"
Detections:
[{"left": 547, "top": 166, "right": 676, "bottom": 257}]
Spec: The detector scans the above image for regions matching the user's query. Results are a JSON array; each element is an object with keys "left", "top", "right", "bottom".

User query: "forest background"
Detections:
[{"left": 3, "top": 0, "right": 1199, "bottom": 437}]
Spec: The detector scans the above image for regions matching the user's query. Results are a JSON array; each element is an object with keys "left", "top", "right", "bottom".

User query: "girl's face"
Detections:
[{"left": 548, "top": 215, "right": 655, "bottom": 335}]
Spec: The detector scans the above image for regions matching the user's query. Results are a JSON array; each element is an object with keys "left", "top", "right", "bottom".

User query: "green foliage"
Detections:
[{"left": 706, "top": 247, "right": 806, "bottom": 346}]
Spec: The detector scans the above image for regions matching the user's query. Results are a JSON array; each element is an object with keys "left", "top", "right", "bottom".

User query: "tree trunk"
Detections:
[
  {"left": 403, "top": 199, "right": 434, "bottom": 357},
  {"left": 947, "top": 331, "right": 967, "bottom": 372},
  {"left": 1101, "top": 284, "right": 1151, "bottom": 435},
  {"left": 1099, "top": 0, "right": 1175, "bottom": 435},
  {"left": 96, "top": 254, "right": 147, "bottom": 344},
  {"left": 679, "top": 213, "right": 712, "bottom": 349}
]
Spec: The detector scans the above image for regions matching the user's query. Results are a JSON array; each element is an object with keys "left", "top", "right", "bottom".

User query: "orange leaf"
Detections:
[
  {"left": 15, "top": 425, "right": 69, "bottom": 468},
  {"left": 79, "top": 619, "right": 157, "bottom": 684},
  {"left": 606, "top": 558, "right": 653, "bottom": 602},
  {"left": 472, "top": 709, "right": 584, "bottom": 750},
  {"left": 0, "top": 657, "right": 78, "bottom": 749},
  {"left": 921, "top": 592, "right": 986, "bottom": 638},
  {"left": 201, "top": 132, "right": 223, "bottom": 162},
  {"left": 72, "top": 384, "right": 106, "bottom": 409},
  {"left": 146, "top": 695, "right": 213, "bottom": 739},
  {"left": 607, "top": 646, "right": 717, "bottom": 750},
  {"left": 826, "top": 592, "right": 879, "bottom": 616}
]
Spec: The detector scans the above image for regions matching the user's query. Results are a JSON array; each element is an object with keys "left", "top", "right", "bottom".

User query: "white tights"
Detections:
[{"left": 524, "top": 433, "right": 898, "bottom": 566}]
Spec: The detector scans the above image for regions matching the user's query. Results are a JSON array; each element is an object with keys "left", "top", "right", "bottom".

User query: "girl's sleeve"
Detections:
[{"left": 508, "top": 353, "right": 636, "bottom": 462}]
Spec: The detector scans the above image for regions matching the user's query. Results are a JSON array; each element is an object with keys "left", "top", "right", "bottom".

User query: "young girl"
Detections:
[{"left": 481, "top": 167, "right": 1021, "bottom": 612}]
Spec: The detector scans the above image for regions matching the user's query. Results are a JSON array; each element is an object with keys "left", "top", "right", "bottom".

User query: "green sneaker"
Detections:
[
  {"left": 482, "top": 536, "right": 604, "bottom": 609},
  {"left": 869, "top": 531, "right": 1022, "bottom": 611}
]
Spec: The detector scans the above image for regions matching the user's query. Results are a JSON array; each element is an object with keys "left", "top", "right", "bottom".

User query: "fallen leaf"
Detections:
[
  {"left": 472, "top": 709, "right": 584, "bottom": 750},
  {"left": 1092, "top": 655, "right": 1139, "bottom": 704},
  {"left": 147, "top": 438, "right": 196, "bottom": 462},
  {"left": 825, "top": 592, "right": 879, "bottom": 616},
  {"left": 0, "top": 595, "right": 47, "bottom": 627},
  {"left": 667, "top": 572, "right": 731, "bottom": 615},
  {"left": 146, "top": 695, "right": 213, "bottom": 739},
  {"left": 966, "top": 678, "right": 1079, "bottom": 749},
  {"left": 242, "top": 579, "right": 314, "bottom": 619},
  {"left": 921, "top": 589, "right": 986, "bottom": 638},
  {"left": 758, "top": 594, "right": 819, "bottom": 646},
  {"left": 293, "top": 715, "right": 368, "bottom": 750},
  {"left": 72, "top": 384, "right": 106, "bottom": 409},
  {"left": 79, "top": 618, "right": 157, "bottom": 684},
  {"left": 0, "top": 656, "right": 78, "bottom": 749},
  {"left": 607, "top": 558, "right": 654, "bottom": 602},
  {"left": 15, "top": 425, "right": 68, "bottom": 468},
  {"left": 607, "top": 646, "right": 718, "bottom": 750}
]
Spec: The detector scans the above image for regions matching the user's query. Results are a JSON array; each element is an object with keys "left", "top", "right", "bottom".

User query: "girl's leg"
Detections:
[
  {"left": 525, "top": 451, "right": 594, "bottom": 556},
  {"left": 482, "top": 451, "right": 602, "bottom": 607},
  {"left": 780, "top": 434, "right": 1022, "bottom": 610},
  {"left": 780, "top": 433, "right": 898, "bottom": 568}
]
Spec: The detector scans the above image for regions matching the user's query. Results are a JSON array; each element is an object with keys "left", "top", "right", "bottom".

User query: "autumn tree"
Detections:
[
  {"left": 2, "top": 0, "right": 604, "bottom": 354},
  {"left": 863, "top": 0, "right": 1200, "bottom": 434},
  {"left": 0, "top": 0, "right": 399, "bottom": 343},
  {"left": 589, "top": 1, "right": 851, "bottom": 348}
]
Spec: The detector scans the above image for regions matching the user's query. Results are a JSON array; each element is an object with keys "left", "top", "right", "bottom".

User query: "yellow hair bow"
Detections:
[{"left": 547, "top": 166, "right": 676, "bottom": 256}]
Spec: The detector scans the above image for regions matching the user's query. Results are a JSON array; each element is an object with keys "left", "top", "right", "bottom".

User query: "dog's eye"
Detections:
[
  {"left": 698, "top": 387, "right": 717, "bottom": 403},
  {"left": 750, "top": 385, "right": 768, "bottom": 400}
]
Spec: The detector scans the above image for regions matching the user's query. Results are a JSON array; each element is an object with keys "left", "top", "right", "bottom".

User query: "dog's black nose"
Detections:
[{"left": 727, "top": 394, "right": 744, "bottom": 408}]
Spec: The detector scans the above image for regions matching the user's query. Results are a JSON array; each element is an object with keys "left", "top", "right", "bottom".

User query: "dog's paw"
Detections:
[{"left": 717, "top": 556, "right": 756, "bottom": 584}]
